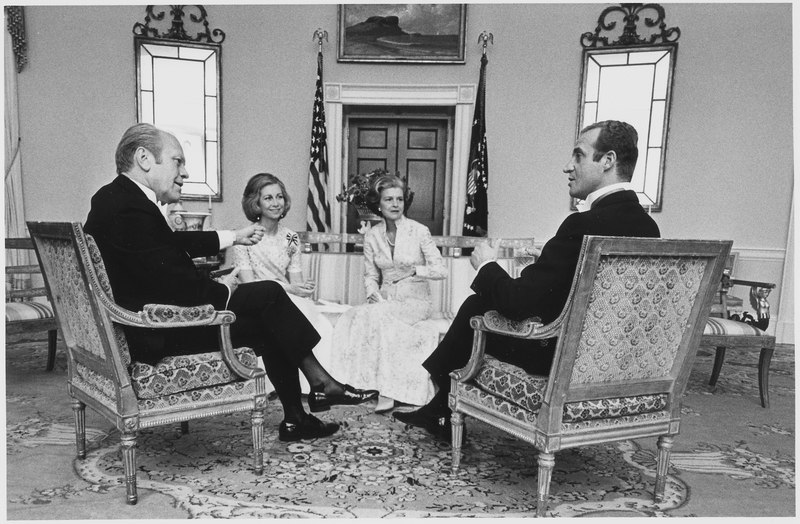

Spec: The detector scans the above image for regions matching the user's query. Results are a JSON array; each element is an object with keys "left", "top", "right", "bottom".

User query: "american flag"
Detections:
[
  {"left": 306, "top": 51, "right": 331, "bottom": 233},
  {"left": 463, "top": 53, "right": 489, "bottom": 237}
]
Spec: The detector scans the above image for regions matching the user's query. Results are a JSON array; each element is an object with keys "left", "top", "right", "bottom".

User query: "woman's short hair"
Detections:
[
  {"left": 115, "top": 123, "right": 166, "bottom": 175},
  {"left": 241, "top": 173, "right": 292, "bottom": 222},
  {"left": 365, "top": 173, "right": 414, "bottom": 215}
]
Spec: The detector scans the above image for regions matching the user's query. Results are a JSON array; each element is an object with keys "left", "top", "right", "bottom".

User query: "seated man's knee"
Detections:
[{"left": 459, "top": 294, "right": 490, "bottom": 317}]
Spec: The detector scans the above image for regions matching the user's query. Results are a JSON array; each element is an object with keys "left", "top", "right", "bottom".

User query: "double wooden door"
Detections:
[{"left": 347, "top": 117, "right": 448, "bottom": 235}]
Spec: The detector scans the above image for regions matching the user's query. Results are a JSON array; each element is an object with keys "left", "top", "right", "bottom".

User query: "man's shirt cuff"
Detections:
[{"left": 218, "top": 230, "right": 236, "bottom": 250}]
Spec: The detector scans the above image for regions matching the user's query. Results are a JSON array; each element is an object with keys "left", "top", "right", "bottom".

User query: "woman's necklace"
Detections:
[{"left": 385, "top": 231, "right": 396, "bottom": 247}]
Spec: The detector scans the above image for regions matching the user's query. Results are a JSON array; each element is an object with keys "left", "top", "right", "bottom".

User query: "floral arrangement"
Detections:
[
  {"left": 335, "top": 168, "right": 391, "bottom": 210},
  {"left": 335, "top": 168, "right": 415, "bottom": 217}
]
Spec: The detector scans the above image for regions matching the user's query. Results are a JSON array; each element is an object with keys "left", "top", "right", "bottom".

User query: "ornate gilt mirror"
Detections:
[
  {"left": 133, "top": 5, "right": 224, "bottom": 200},
  {"left": 577, "top": 3, "right": 680, "bottom": 211}
]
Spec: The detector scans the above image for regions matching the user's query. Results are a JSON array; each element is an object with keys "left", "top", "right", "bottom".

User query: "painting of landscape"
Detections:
[{"left": 338, "top": 4, "right": 466, "bottom": 63}]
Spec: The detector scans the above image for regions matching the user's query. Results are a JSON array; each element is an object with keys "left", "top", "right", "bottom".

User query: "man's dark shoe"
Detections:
[
  {"left": 395, "top": 406, "right": 468, "bottom": 444},
  {"left": 392, "top": 406, "right": 439, "bottom": 429},
  {"left": 278, "top": 414, "right": 340, "bottom": 442},
  {"left": 308, "top": 384, "right": 379, "bottom": 413}
]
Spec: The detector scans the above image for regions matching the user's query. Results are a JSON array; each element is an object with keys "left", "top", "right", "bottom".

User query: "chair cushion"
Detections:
[
  {"left": 472, "top": 355, "right": 668, "bottom": 423},
  {"left": 704, "top": 317, "right": 766, "bottom": 337},
  {"left": 474, "top": 355, "right": 549, "bottom": 412},
  {"left": 138, "top": 380, "right": 258, "bottom": 414},
  {"left": 130, "top": 347, "right": 260, "bottom": 399},
  {"left": 5, "top": 300, "right": 54, "bottom": 322}
]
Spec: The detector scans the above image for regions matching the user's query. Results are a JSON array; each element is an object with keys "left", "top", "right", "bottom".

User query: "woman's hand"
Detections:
[
  {"left": 366, "top": 291, "right": 384, "bottom": 303},
  {"left": 287, "top": 280, "right": 315, "bottom": 298}
]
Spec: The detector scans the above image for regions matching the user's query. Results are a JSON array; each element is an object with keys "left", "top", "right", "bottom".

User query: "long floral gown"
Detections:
[
  {"left": 231, "top": 224, "right": 333, "bottom": 393},
  {"left": 329, "top": 216, "right": 447, "bottom": 406}
]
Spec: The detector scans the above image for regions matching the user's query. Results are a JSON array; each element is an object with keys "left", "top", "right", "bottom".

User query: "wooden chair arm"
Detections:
[
  {"left": 6, "top": 264, "right": 42, "bottom": 274},
  {"left": 450, "top": 312, "right": 559, "bottom": 383},
  {"left": 105, "top": 302, "right": 261, "bottom": 380},
  {"left": 140, "top": 303, "right": 235, "bottom": 328},
  {"left": 478, "top": 310, "right": 560, "bottom": 339},
  {"left": 101, "top": 300, "right": 235, "bottom": 329},
  {"left": 6, "top": 287, "right": 48, "bottom": 300}
]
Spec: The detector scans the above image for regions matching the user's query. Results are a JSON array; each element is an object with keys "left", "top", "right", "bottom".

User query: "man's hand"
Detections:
[
  {"left": 470, "top": 239, "right": 500, "bottom": 270},
  {"left": 234, "top": 224, "right": 265, "bottom": 246},
  {"left": 215, "top": 267, "right": 240, "bottom": 295}
]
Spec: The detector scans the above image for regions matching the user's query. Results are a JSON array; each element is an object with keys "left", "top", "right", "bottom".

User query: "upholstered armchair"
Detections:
[
  {"left": 27, "top": 222, "right": 267, "bottom": 505},
  {"left": 448, "top": 236, "right": 730, "bottom": 517},
  {"left": 702, "top": 254, "right": 777, "bottom": 407}
]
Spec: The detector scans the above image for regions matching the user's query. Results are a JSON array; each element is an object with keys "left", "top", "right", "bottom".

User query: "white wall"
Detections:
[{"left": 13, "top": 3, "right": 794, "bottom": 341}]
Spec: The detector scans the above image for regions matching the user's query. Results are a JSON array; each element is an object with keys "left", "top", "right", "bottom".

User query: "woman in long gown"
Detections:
[
  {"left": 231, "top": 173, "right": 334, "bottom": 393},
  {"left": 329, "top": 173, "right": 447, "bottom": 407}
]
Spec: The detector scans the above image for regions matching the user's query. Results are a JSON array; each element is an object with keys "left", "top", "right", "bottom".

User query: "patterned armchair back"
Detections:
[
  {"left": 27, "top": 222, "right": 133, "bottom": 402},
  {"left": 547, "top": 236, "right": 731, "bottom": 408}
]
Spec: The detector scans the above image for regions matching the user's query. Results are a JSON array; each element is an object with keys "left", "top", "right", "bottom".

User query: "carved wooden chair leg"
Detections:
[
  {"left": 251, "top": 409, "right": 265, "bottom": 474},
  {"left": 121, "top": 432, "right": 138, "bottom": 505},
  {"left": 654, "top": 434, "right": 674, "bottom": 502},
  {"left": 709, "top": 346, "right": 726, "bottom": 387},
  {"left": 180, "top": 421, "right": 189, "bottom": 434},
  {"left": 536, "top": 451, "right": 555, "bottom": 517},
  {"left": 758, "top": 346, "right": 774, "bottom": 408},
  {"left": 450, "top": 411, "right": 465, "bottom": 472},
  {"left": 71, "top": 399, "right": 86, "bottom": 459},
  {"left": 45, "top": 329, "right": 58, "bottom": 371}
]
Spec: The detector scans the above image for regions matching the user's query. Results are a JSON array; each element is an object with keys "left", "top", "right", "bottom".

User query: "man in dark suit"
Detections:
[
  {"left": 394, "top": 120, "right": 661, "bottom": 438},
  {"left": 85, "top": 123, "right": 377, "bottom": 442}
]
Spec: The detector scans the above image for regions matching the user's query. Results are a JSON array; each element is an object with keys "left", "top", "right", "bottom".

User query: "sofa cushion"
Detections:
[
  {"left": 5, "top": 300, "right": 54, "bottom": 322},
  {"left": 704, "top": 317, "right": 766, "bottom": 337},
  {"left": 472, "top": 355, "right": 668, "bottom": 423},
  {"left": 129, "top": 347, "right": 259, "bottom": 399}
]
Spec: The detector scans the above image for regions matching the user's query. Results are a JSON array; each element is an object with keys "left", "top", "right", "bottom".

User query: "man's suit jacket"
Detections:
[
  {"left": 84, "top": 175, "right": 229, "bottom": 313},
  {"left": 84, "top": 175, "right": 231, "bottom": 362},
  {"left": 472, "top": 190, "right": 661, "bottom": 324}
]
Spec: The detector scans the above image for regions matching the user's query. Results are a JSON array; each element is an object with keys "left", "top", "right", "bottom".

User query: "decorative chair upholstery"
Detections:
[
  {"left": 5, "top": 237, "right": 59, "bottom": 370},
  {"left": 448, "top": 236, "right": 730, "bottom": 517},
  {"left": 701, "top": 254, "right": 777, "bottom": 407},
  {"left": 27, "top": 222, "right": 267, "bottom": 505}
]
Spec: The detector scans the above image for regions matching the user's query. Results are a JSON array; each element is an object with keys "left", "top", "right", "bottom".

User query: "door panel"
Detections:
[
  {"left": 400, "top": 121, "right": 446, "bottom": 233},
  {"left": 347, "top": 117, "right": 447, "bottom": 235},
  {"left": 348, "top": 120, "right": 396, "bottom": 186}
]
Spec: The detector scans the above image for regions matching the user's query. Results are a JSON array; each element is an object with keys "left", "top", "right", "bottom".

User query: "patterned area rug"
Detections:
[{"left": 5, "top": 337, "right": 795, "bottom": 518}]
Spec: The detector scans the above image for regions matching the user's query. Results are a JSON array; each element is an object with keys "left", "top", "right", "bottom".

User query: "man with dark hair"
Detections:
[
  {"left": 85, "top": 123, "right": 378, "bottom": 442},
  {"left": 394, "top": 120, "right": 661, "bottom": 439}
]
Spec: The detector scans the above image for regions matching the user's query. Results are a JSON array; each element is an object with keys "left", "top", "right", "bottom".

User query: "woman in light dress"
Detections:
[
  {"left": 231, "top": 173, "right": 333, "bottom": 393},
  {"left": 329, "top": 173, "right": 447, "bottom": 408}
]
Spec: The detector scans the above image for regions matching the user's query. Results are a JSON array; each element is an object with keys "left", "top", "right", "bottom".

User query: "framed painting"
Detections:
[{"left": 338, "top": 4, "right": 466, "bottom": 63}]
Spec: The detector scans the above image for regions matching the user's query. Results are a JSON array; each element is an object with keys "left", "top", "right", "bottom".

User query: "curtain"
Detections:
[{"left": 5, "top": 12, "right": 30, "bottom": 291}]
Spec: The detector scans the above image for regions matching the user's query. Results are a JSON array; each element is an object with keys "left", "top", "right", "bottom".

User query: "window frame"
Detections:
[{"left": 134, "top": 36, "right": 223, "bottom": 201}]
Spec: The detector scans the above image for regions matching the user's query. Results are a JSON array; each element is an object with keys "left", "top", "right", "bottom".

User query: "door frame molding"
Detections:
[{"left": 325, "top": 83, "right": 476, "bottom": 234}]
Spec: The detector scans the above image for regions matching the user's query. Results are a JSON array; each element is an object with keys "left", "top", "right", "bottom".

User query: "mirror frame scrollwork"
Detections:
[
  {"left": 576, "top": 3, "right": 680, "bottom": 211},
  {"left": 133, "top": 5, "right": 225, "bottom": 201}
]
